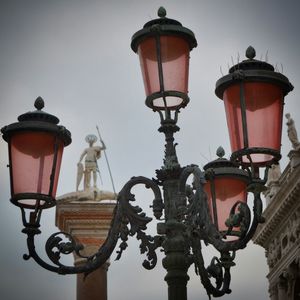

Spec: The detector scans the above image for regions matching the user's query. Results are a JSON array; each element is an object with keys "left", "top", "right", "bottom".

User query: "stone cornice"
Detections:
[
  {"left": 57, "top": 188, "right": 117, "bottom": 202},
  {"left": 253, "top": 163, "right": 300, "bottom": 247},
  {"left": 56, "top": 200, "right": 116, "bottom": 228}
]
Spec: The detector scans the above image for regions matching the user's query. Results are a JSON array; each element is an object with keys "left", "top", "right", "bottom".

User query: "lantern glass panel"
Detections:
[
  {"left": 205, "top": 177, "right": 247, "bottom": 239},
  {"left": 138, "top": 35, "right": 190, "bottom": 109},
  {"left": 223, "top": 82, "right": 283, "bottom": 165},
  {"left": 10, "top": 131, "right": 64, "bottom": 207}
]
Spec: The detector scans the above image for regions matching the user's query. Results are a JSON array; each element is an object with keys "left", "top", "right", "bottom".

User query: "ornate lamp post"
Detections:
[{"left": 1, "top": 7, "right": 294, "bottom": 300}]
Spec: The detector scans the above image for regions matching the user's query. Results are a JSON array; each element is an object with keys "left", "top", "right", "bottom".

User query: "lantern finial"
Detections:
[
  {"left": 34, "top": 97, "right": 45, "bottom": 110},
  {"left": 158, "top": 7, "right": 167, "bottom": 18},
  {"left": 245, "top": 46, "right": 256, "bottom": 60},
  {"left": 216, "top": 146, "right": 225, "bottom": 158}
]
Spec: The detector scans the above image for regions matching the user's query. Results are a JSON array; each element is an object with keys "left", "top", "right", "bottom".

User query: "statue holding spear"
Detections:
[
  {"left": 76, "top": 129, "right": 116, "bottom": 201},
  {"left": 77, "top": 134, "right": 106, "bottom": 191}
]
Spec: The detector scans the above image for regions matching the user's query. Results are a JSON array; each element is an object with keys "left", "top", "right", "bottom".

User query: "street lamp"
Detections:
[
  {"left": 1, "top": 97, "right": 71, "bottom": 227},
  {"left": 1, "top": 7, "right": 294, "bottom": 300},
  {"left": 215, "top": 45, "right": 292, "bottom": 168}
]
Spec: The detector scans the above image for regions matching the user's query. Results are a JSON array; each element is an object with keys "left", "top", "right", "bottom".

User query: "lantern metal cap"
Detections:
[
  {"left": 18, "top": 97, "right": 60, "bottom": 124},
  {"left": 203, "top": 147, "right": 250, "bottom": 182},
  {"left": 131, "top": 7, "right": 197, "bottom": 52},
  {"left": 229, "top": 46, "right": 274, "bottom": 73},
  {"left": 203, "top": 147, "right": 236, "bottom": 170},
  {"left": 215, "top": 46, "right": 294, "bottom": 99},
  {"left": 1, "top": 97, "right": 71, "bottom": 146},
  {"left": 143, "top": 7, "right": 182, "bottom": 28}
]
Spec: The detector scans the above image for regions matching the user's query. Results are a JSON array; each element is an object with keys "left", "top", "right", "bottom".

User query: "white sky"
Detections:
[{"left": 0, "top": 1, "right": 300, "bottom": 300}]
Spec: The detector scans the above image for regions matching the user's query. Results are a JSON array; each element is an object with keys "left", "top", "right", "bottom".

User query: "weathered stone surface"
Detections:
[{"left": 252, "top": 116, "right": 300, "bottom": 300}]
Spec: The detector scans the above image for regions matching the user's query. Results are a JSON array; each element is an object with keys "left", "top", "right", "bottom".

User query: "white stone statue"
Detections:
[
  {"left": 267, "top": 164, "right": 281, "bottom": 185},
  {"left": 286, "top": 113, "right": 300, "bottom": 151},
  {"left": 77, "top": 134, "right": 106, "bottom": 191},
  {"left": 264, "top": 164, "right": 281, "bottom": 204}
]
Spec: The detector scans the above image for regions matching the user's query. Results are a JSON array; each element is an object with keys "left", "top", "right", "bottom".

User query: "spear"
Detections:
[{"left": 96, "top": 125, "right": 116, "bottom": 195}]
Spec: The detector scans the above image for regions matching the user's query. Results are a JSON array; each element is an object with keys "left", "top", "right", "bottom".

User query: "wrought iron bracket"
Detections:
[{"left": 20, "top": 176, "right": 164, "bottom": 275}]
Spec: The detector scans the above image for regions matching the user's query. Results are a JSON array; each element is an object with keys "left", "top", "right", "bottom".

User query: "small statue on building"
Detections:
[
  {"left": 288, "top": 210, "right": 300, "bottom": 243},
  {"left": 267, "top": 240, "right": 276, "bottom": 268},
  {"left": 267, "top": 163, "right": 281, "bottom": 184},
  {"left": 77, "top": 134, "right": 106, "bottom": 191},
  {"left": 264, "top": 163, "right": 281, "bottom": 204},
  {"left": 286, "top": 113, "right": 300, "bottom": 151}
]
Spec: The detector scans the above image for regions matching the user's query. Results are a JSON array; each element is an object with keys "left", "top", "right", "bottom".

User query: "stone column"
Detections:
[
  {"left": 269, "top": 285, "right": 278, "bottom": 300},
  {"left": 56, "top": 191, "right": 116, "bottom": 300},
  {"left": 277, "top": 276, "right": 287, "bottom": 300},
  {"left": 75, "top": 249, "right": 109, "bottom": 300}
]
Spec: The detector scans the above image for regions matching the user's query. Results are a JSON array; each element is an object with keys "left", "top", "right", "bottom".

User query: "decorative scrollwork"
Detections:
[
  {"left": 180, "top": 164, "right": 265, "bottom": 252},
  {"left": 180, "top": 165, "right": 221, "bottom": 241},
  {"left": 191, "top": 236, "right": 234, "bottom": 299},
  {"left": 45, "top": 232, "right": 84, "bottom": 266},
  {"left": 178, "top": 165, "right": 232, "bottom": 297},
  {"left": 115, "top": 176, "right": 164, "bottom": 270},
  {"left": 206, "top": 257, "right": 223, "bottom": 289},
  {"left": 18, "top": 146, "right": 266, "bottom": 299},
  {"left": 225, "top": 201, "right": 251, "bottom": 239},
  {"left": 21, "top": 175, "right": 164, "bottom": 275},
  {"left": 178, "top": 164, "right": 265, "bottom": 297}
]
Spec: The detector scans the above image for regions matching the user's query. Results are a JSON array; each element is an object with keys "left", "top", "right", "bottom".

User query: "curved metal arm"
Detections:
[
  {"left": 191, "top": 237, "right": 235, "bottom": 298},
  {"left": 21, "top": 176, "right": 164, "bottom": 275},
  {"left": 226, "top": 182, "right": 265, "bottom": 250},
  {"left": 22, "top": 200, "right": 122, "bottom": 274},
  {"left": 178, "top": 166, "right": 228, "bottom": 296},
  {"left": 206, "top": 181, "right": 265, "bottom": 253},
  {"left": 179, "top": 165, "right": 233, "bottom": 297},
  {"left": 178, "top": 164, "right": 265, "bottom": 297},
  {"left": 113, "top": 176, "right": 164, "bottom": 270},
  {"left": 181, "top": 164, "right": 265, "bottom": 251},
  {"left": 179, "top": 165, "right": 220, "bottom": 239}
]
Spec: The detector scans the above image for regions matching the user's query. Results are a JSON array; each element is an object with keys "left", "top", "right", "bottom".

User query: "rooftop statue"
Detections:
[
  {"left": 267, "top": 163, "right": 281, "bottom": 184},
  {"left": 77, "top": 134, "right": 106, "bottom": 191},
  {"left": 286, "top": 113, "right": 300, "bottom": 151}
]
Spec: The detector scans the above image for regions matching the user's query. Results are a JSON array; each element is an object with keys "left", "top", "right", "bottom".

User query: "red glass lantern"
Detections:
[
  {"left": 1, "top": 97, "right": 71, "bottom": 209},
  {"left": 131, "top": 7, "right": 197, "bottom": 111},
  {"left": 215, "top": 46, "right": 293, "bottom": 167},
  {"left": 204, "top": 148, "right": 250, "bottom": 240}
]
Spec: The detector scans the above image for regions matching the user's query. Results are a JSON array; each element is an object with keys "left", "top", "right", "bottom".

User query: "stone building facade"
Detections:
[{"left": 253, "top": 147, "right": 300, "bottom": 299}]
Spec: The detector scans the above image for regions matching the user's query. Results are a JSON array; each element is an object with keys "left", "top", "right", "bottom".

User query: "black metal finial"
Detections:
[
  {"left": 216, "top": 146, "right": 225, "bottom": 158},
  {"left": 158, "top": 7, "right": 167, "bottom": 18},
  {"left": 34, "top": 97, "right": 44, "bottom": 110},
  {"left": 245, "top": 46, "right": 256, "bottom": 60}
]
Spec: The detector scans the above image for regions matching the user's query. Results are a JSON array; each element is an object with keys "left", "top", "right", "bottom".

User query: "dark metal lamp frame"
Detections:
[
  {"left": 2, "top": 97, "right": 71, "bottom": 210},
  {"left": 3, "top": 101, "right": 270, "bottom": 300},
  {"left": 215, "top": 46, "right": 293, "bottom": 168},
  {"left": 131, "top": 6, "right": 197, "bottom": 112},
  {"left": 1, "top": 7, "right": 293, "bottom": 300}
]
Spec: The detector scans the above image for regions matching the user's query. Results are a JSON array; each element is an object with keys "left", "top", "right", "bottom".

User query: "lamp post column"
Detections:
[
  {"left": 162, "top": 179, "right": 190, "bottom": 300},
  {"left": 163, "top": 225, "right": 190, "bottom": 300}
]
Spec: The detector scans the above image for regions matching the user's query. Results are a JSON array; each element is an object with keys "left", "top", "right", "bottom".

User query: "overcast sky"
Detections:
[{"left": 0, "top": 1, "right": 300, "bottom": 300}]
